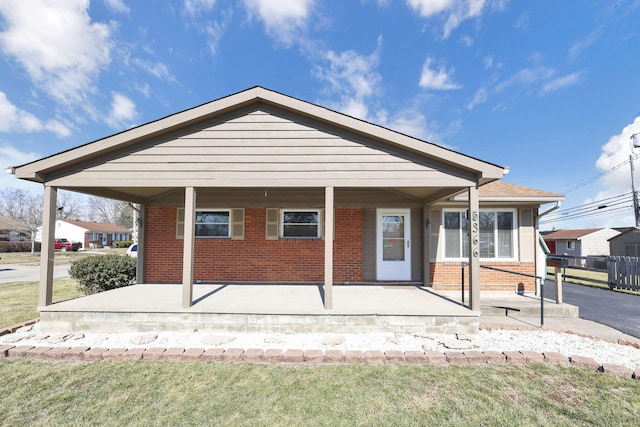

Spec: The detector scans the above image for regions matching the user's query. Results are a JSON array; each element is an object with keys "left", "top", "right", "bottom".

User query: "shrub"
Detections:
[
  {"left": 112, "top": 240, "right": 134, "bottom": 248},
  {"left": 69, "top": 254, "right": 137, "bottom": 294},
  {"left": 0, "top": 241, "right": 41, "bottom": 253}
]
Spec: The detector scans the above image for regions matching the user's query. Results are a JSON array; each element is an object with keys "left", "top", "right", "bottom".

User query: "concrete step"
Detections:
[{"left": 480, "top": 301, "right": 579, "bottom": 318}]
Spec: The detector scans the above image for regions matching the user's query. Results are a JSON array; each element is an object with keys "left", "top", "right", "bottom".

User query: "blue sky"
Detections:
[{"left": 1, "top": 0, "right": 640, "bottom": 230}]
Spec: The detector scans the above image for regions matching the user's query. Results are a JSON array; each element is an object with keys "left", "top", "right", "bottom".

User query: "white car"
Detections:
[{"left": 125, "top": 243, "right": 138, "bottom": 257}]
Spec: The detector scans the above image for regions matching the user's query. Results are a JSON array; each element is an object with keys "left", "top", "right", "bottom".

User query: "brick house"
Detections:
[{"left": 10, "top": 87, "right": 562, "bottom": 312}]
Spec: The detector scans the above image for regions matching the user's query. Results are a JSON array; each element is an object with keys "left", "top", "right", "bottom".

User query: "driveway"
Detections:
[
  {"left": 545, "top": 279, "right": 640, "bottom": 339},
  {"left": 0, "top": 264, "right": 71, "bottom": 284}
]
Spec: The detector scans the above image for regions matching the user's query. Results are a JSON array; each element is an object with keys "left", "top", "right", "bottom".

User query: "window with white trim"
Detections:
[
  {"left": 281, "top": 209, "right": 321, "bottom": 238},
  {"left": 177, "top": 209, "right": 231, "bottom": 238},
  {"left": 566, "top": 240, "right": 575, "bottom": 250},
  {"left": 444, "top": 209, "right": 517, "bottom": 259}
]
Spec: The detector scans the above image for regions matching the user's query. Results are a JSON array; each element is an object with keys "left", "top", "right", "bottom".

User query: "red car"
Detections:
[{"left": 54, "top": 238, "right": 82, "bottom": 252}]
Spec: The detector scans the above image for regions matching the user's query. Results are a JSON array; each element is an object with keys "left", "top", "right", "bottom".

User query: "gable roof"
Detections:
[
  {"left": 9, "top": 87, "right": 507, "bottom": 204},
  {"left": 0, "top": 215, "right": 30, "bottom": 231},
  {"left": 608, "top": 227, "right": 640, "bottom": 241},
  {"left": 61, "top": 220, "right": 131, "bottom": 234},
  {"left": 544, "top": 228, "right": 606, "bottom": 240},
  {"left": 450, "top": 181, "right": 564, "bottom": 204}
]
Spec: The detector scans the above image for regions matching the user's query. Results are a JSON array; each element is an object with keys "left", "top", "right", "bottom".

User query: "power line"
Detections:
[
  {"left": 557, "top": 153, "right": 640, "bottom": 194},
  {"left": 540, "top": 193, "right": 633, "bottom": 225}
]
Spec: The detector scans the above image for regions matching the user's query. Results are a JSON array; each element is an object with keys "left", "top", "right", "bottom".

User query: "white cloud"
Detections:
[
  {"left": 419, "top": 57, "right": 462, "bottom": 90},
  {"left": 407, "top": 0, "right": 497, "bottom": 39},
  {"left": 514, "top": 12, "right": 530, "bottom": 30},
  {"left": 466, "top": 87, "right": 488, "bottom": 110},
  {"left": 0, "top": 92, "right": 71, "bottom": 137},
  {"left": 542, "top": 71, "right": 585, "bottom": 93},
  {"left": 203, "top": 9, "right": 232, "bottom": 55},
  {"left": 0, "top": 143, "right": 43, "bottom": 191},
  {"left": 135, "top": 83, "right": 151, "bottom": 98},
  {"left": 242, "top": 0, "right": 315, "bottom": 46},
  {"left": 315, "top": 37, "right": 383, "bottom": 120},
  {"left": 0, "top": 0, "right": 112, "bottom": 105},
  {"left": 569, "top": 28, "right": 601, "bottom": 61},
  {"left": 592, "top": 117, "right": 640, "bottom": 225},
  {"left": 377, "top": 108, "right": 438, "bottom": 142},
  {"left": 131, "top": 58, "right": 176, "bottom": 82},
  {"left": 104, "top": 0, "right": 130, "bottom": 14},
  {"left": 184, "top": 0, "right": 217, "bottom": 15},
  {"left": 460, "top": 34, "right": 474, "bottom": 47},
  {"left": 105, "top": 92, "right": 137, "bottom": 129},
  {"left": 494, "top": 66, "right": 554, "bottom": 93}
]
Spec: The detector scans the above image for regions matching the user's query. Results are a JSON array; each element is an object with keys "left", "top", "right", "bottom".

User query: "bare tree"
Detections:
[
  {"left": 0, "top": 188, "right": 43, "bottom": 254},
  {"left": 87, "top": 196, "right": 133, "bottom": 229},
  {"left": 57, "top": 190, "right": 86, "bottom": 220}
]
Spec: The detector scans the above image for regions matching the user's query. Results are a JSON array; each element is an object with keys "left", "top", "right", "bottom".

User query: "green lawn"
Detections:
[
  {"left": 0, "top": 248, "right": 126, "bottom": 266},
  {"left": 3, "top": 259, "right": 639, "bottom": 425},
  {"left": 0, "top": 360, "right": 638, "bottom": 426},
  {"left": 0, "top": 279, "right": 83, "bottom": 328}
]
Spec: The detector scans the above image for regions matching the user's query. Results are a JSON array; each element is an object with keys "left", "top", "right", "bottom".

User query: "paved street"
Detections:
[
  {"left": 545, "top": 279, "right": 640, "bottom": 339},
  {"left": 0, "top": 264, "right": 70, "bottom": 284}
]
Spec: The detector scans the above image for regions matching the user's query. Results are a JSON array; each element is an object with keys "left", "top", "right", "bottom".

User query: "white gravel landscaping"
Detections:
[{"left": 3, "top": 323, "right": 640, "bottom": 370}]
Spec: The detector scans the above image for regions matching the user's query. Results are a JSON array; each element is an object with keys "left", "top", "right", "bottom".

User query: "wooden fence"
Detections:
[
  {"left": 608, "top": 256, "right": 640, "bottom": 292},
  {"left": 547, "top": 254, "right": 640, "bottom": 292}
]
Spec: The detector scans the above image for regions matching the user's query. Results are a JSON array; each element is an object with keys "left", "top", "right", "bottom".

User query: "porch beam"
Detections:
[
  {"left": 39, "top": 185, "right": 57, "bottom": 307},
  {"left": 467, "top": 185, "right": 480, "bottom": 311},
  {"left": 182, "top": 187, "right": 196, "bottom": 308},
  {"left": 324, "top": 186, "right": 334, "bottom": 309}
]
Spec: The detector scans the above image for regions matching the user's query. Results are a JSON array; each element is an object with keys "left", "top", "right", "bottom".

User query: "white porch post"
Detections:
[
  {"left": 422, "top": 205, "right": 431, "bottom": 286},
  {"left": 136, "top": 204, "right": 145, "bottom": 284},
  {"left": 182, "top": 187, "right": 196, "bottom": 308},
  {"left": 468, "top": 185, "right": 481, "bottom": 311},
  {"left": 39, "top": 185, "right": 57, "bottom": 307},
  {"left": 324, "top": 186, "right": 334, "bottom": 309}
]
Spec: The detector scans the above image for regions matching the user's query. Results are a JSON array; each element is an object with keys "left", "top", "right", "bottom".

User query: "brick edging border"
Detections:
[
  {"left": 0, "top": 344, "right": 636, "bottom": 380},
  {"left": 1, "top": 320, "right": 637, "bottom": 380}
]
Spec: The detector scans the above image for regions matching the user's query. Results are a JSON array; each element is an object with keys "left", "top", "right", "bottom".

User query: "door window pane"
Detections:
[{"left": 383, "top": 215, "right": 405, "bottom": 261}]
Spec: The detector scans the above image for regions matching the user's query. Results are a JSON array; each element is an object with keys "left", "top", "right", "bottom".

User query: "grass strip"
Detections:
[
  {"left": 0, "top": 360, "right": 638, "bottom": 426},
  {"left": 0, "top": 279, "right": 83, "bottom": 328}
]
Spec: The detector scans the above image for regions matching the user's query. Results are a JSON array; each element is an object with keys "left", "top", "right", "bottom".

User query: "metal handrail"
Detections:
[{"left": 461, "top": 262, "right": 546, "bottom": 327}]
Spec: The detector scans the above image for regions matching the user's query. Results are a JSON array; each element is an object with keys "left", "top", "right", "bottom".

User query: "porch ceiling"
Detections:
[{"left": 66, "top": 185, "right": 468, "bottom": 206}]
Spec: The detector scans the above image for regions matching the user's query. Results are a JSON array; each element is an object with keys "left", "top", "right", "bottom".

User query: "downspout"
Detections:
[{"left": 534, "top": 201, "right": 561, "bottom": 295}]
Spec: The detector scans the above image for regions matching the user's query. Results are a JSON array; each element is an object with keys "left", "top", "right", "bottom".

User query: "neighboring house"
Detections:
[
  {"left": 11, "top": 87, "right": 563, "bottom": 314},
  {"left": 609, "top": 227, "right": 640, "bottom": 257},
  {"left": 36, "top": 220, "right": 132, "bottom": 249},
  {"left": 544, "top": 228, "right": 621, "bottom": 257},
  {"left": 0, "top": 215, "right": 31, "bottom": 241}
]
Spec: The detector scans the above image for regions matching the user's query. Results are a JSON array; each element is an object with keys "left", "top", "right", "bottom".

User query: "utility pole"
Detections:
[{"left": 631, "top": 133, "right": 640, "bottom": 227}]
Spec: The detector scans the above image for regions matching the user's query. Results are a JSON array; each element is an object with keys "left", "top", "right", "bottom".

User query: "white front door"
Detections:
[{"left": 376, "top": 209, "right": 411, "bottom": 280}]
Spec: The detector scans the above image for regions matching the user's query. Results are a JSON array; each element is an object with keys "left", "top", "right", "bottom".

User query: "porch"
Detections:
[{"left": 38, "top": 283, "right": 478, "bottom": 335}]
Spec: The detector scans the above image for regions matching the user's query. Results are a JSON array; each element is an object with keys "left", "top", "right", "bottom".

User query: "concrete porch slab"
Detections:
[{"left": 38, "top": 284, "right": 479, "bottom": 335}]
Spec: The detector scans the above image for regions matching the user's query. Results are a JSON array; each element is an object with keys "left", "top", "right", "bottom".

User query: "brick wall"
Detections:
[
  {"left": 430, "top": 261, "right": 536, "bottom": 291},
  {"left": 144, "top": 207, "right": 363, "bottom": 283}
]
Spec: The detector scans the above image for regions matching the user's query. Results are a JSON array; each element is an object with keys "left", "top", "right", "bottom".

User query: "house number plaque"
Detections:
[{"left": 471, "top": 211, "right": 479, "bottom": 259}]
